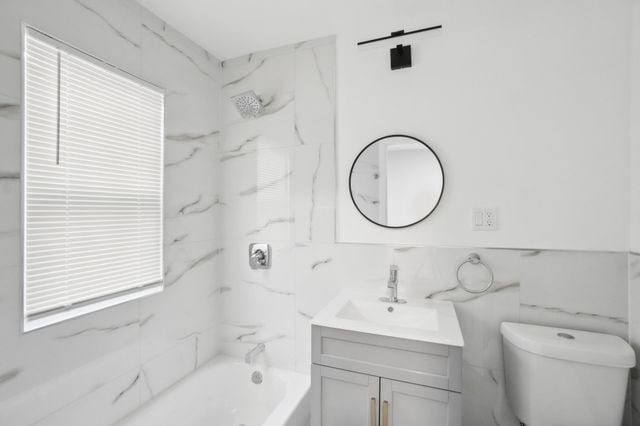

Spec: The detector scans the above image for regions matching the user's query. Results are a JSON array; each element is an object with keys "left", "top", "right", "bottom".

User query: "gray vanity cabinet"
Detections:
[
  {"left": 311, "top": 365, "right": 379, "bottom": 426},
  {"left": 311, "top": 365, "right": 461, "bottom": 426},
  {"left": 380, "top": 378, "right": 461, "bottom": 426},
  {"left": 311, "top": 325, "right": 462, "bottom": 426}
]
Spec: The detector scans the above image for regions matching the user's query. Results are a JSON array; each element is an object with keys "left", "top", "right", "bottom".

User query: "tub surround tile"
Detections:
[
  {"left": 164, "top": 133, "right": 221, "bottom": 244},
  {"left": 294, "top": 143, "right": 336, "bottom": 244},
  {"left": 0, "top": 184, "right": 19, "bottom": 247},
  {"left": 220, "top": 282, "right": 295, "bottom": 335},
  {"left": 220, "top": 239, "right": 296, "bottom": 293},
  {"left": 0, "top": 93, "right": 20, "bottom": 174},
  {"left": 294, "top": 42, "right": 336, "bottom": 132},
  {"left": 0, "top": 343, "right": 140, "bottom": 426},
  {"left": 140, "top": 241, "right": 222, "bottom": 363},
  {"left": 139, "top": 336, "right": 199, "bottom": 402},
  {"left": 218, "top": 37, "right": 337, "bottom": 375},
  {"left": 194, "top": 326, "right": 222, "bottom": 368},
  {"left": 220, "top": 147, "right": 295, "bottom": 241},
  {"left": 0, "top": 51, "right": 21, "bottom": 100},
  {"left": 0, "top": 91, "right": 20, "bottom": 254},
  {"left": 25, "top": 0, "right": 143, "bottom": 77},
  {"left": 221, "top": 103, "right": 296, "bottom": 153},
  {"left": 0, "top": 295, "right": 141, "bottom": 405},
  {"left": 32, "top": 368, "right": 142, "bottom": 426},
  {"left": 140, "top": 23, "right": 216, "bottom": 83},
  {"left": 0, "top": 0, "right": 223, "bottom": 424},
  {"left": 221, "top": 51, "right": 294, "bottom": 113},
  {"left": 220, "top": 323, "right": 295, "bottom": 370}
]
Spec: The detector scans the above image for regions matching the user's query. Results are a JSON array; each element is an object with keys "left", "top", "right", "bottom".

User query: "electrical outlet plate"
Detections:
[{"left": 472, "top": 208, "right": 498, "bottom": 231}]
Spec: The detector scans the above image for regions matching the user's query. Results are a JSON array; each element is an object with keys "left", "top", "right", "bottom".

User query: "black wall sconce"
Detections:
[
  {"left": 390, "top": 44, "right": 411, "bottom": 70},
  {"left": 358, "top": 25, "right": 442, "bottom": 71}
]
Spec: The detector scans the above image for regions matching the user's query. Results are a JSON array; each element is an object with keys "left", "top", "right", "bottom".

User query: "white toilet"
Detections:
[{"left": 501, "top": 322, "right": 635, "bottom": 426}]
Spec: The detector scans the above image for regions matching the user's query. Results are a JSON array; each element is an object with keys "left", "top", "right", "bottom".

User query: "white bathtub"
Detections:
[{"left": 117, "top": 356, "right": 310, "bottom": 426}]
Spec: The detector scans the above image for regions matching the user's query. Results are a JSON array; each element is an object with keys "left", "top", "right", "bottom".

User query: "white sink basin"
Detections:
[
  {"left": 312, "top": 291, "right": 464, "bottom": 347},
  {"left": 336, "top": 299, "right": 439, "bottom": 331}
]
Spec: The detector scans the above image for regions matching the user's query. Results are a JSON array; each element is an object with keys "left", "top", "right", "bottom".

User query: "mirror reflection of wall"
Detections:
[{"left": 349, "top": 135, "right": 444, "bottom": 228}]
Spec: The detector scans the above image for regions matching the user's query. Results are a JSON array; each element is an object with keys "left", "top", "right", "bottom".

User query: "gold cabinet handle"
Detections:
[
  {"left": 370, "top": 397, "right": 377, "bottom": 426},
  {"left": 382, "top": 400, "right": 389, "bottom": 426}
]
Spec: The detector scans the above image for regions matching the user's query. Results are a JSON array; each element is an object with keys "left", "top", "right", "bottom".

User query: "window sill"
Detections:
[{"left": 23, "top": 284, "right": 163, "bottom": 333}]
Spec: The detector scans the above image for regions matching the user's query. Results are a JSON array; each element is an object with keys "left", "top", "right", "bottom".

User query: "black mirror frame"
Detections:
[{"left": 348, "top": 134, "right": 445, "bottom": 229}]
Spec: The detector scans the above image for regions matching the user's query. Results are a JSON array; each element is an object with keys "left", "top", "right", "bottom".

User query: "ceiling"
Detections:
[{"left": 136, "top": 0, "right": 443, "bottom": 60}]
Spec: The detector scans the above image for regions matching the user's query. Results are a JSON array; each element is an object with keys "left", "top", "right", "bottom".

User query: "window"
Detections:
[{"left": 23, "top": 27, "right": 164, "bottom": 331}]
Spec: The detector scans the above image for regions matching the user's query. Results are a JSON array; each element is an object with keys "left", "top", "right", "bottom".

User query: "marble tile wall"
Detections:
[
  {"left": 218, "top": 37, "right": 337, "bottom": 368},
  {"left": 295, "top": 245, "right": 628, "bottom": 425},
  {"left": 219, "top": 38, "right": 632, "bottom": 426},
  {"left": 0, "top": 5, "right": 635, "bottom": 425},
  {"left": 0, "top": 1, "right": 223, "bottom": 425}
]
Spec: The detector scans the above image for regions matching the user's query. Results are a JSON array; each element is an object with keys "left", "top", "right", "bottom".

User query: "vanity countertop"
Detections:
[{"left": 312, "top": 291, "right": 464, "bottom": 347}]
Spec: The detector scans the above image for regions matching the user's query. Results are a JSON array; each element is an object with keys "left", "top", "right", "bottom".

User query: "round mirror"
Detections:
[{"left": 349, "top": 135, "right": 444, "bottom": 228}]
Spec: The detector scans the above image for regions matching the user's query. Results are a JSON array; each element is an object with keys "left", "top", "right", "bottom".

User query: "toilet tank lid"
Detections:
[{"left": 500, "top": 322, "right": 635, "bottom": 368}]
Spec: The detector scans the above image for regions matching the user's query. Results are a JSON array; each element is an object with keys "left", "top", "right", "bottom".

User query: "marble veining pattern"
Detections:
[
  {"left": 112, "top": 373, "right": 140, "bottom": 404},
  {"left": 165, "top": 247, "right": 224, "bottom": 287},
  {"left": 165, "top": 146, "right": 202, "bottom": 168},
  {"left": 175, "top": 195, "right": 215, "bottom": 216},
  {"left": 238, "top": 171, "right": 292, "bottom": 196},
  {"left": 72, "top": 0, "right": 141, "bottom": 49},
  {"left": 0, "top": 102, "right": 19, "bottom": 117},
  {"left": 165, "top": 129, "right": 219, "bottom": 142},
  {"left": 221, "top": 58, "right": 266, "bottom": 88},
  {"left": 246, "top": 216, "right": 294, "bottom": 236},
  {"left": 520, "top": 303, "right": 628, "bottom": 325},
  {"left": 428, "top": 281, "right": 520, "bottom": 302},
  {"left": 0, "top": 1, "right": 224, "bottom": 424},
  {"left": 225, "top": 134, "right": 260, "bottom": 153},
  {"left": 0, "top": 50, "right": 20, "bottom": 61},
  {"left": 55, "top": 317, "right": 148, "bottom": 339},
  {"left": 241, "top": 279, "right": 295, "bottom": 296},
  {"left": 0, "top": 370, "right": 21, "bottom": 385},
  {"left": 0, "top": 172, "right": 19, "bottom": 180},
  {"left": 141, "top": 24, "right": 215, "bottom": 80},
  {"left": 0, "top": 8, "right": 635, "bottom": 426}
]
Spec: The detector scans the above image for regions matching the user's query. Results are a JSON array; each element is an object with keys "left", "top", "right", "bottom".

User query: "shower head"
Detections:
[{"left": 231, "top": 90, "right": 264, "bottom": 118}]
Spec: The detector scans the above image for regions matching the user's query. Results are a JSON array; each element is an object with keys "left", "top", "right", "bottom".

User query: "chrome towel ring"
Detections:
[{"left": 456, "top": 253, "right": 494, "bottom": 293}]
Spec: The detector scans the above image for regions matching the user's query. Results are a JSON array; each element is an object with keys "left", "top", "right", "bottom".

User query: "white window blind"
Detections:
[{"left": 23, "top": 27, "right": 164, "bottom": 331}]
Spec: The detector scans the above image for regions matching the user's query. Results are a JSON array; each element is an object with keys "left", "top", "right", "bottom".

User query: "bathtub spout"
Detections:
[{"left": 244, "top": 343, "right": 266, "bottom": 364}]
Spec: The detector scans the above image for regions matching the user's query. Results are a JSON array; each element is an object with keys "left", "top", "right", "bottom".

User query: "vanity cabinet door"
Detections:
[
  {"left": 311, "top": 365, "right": 380, "bottom": 426},
  {"left": 380, "top": 378, "right": 461, "bottom": 426}
]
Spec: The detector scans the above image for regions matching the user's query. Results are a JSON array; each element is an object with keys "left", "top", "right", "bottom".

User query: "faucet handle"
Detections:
[{"left": 389, "top": 264, "right": 398, "bottom": 280}]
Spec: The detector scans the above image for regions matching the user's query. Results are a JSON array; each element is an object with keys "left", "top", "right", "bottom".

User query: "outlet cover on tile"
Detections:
[{"left": 472, "top": 208, "right": 498, "bottom": 231}]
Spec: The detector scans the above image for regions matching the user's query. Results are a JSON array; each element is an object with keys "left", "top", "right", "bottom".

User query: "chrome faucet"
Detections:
[
  {"left": 244, "top": 342, "right": 266, "bottom": 364},
  {"left": 380, "top": 265, "right": 406, "bottom": 304}
]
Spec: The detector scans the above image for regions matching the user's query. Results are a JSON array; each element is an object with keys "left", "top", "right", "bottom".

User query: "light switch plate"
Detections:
[{"left": 472, "top": 208, "right": 498, "bottom": 231}]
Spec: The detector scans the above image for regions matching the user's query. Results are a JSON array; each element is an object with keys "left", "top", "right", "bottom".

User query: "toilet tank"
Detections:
[{"left": 500, "top": 322, "right": 635, "bottom": 426}]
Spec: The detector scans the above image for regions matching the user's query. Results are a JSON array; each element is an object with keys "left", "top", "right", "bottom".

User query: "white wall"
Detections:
[{"left": 336, "top": 0, "right": 631, "bottom": 251}]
